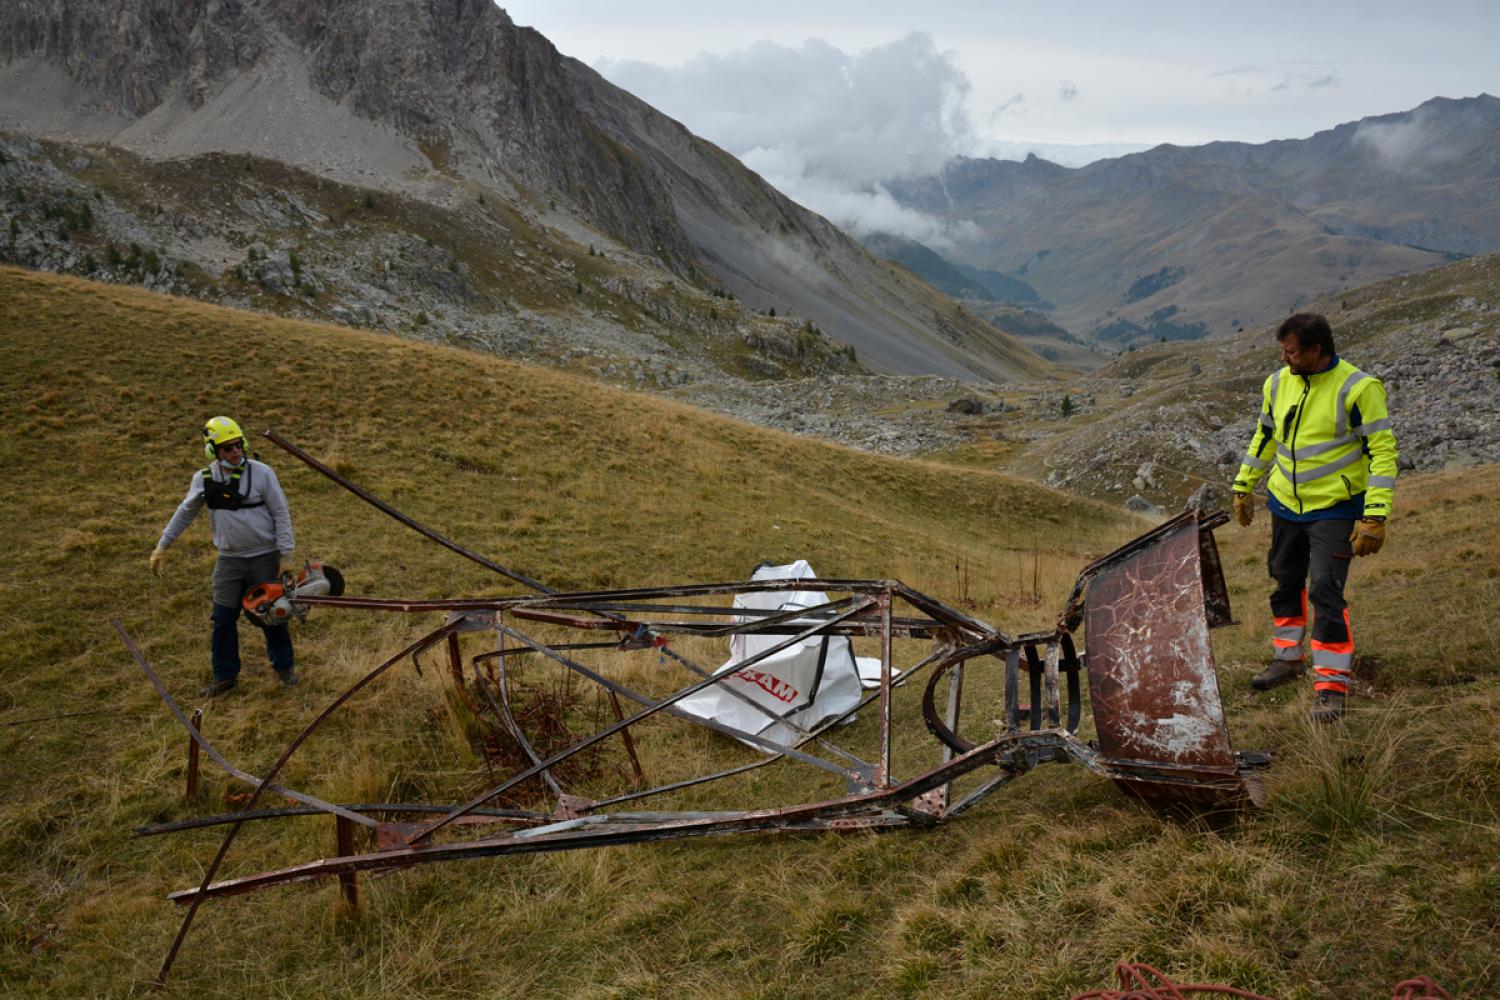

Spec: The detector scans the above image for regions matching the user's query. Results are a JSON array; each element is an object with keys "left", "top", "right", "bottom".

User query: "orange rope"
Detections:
[
  {"left": 1070, "top": 963, "right": 1452, "bottom": 1000},
  {"left": 1390, "top": 976, "right": 1452, "bottom": 1000},
  {"left": 1071, "top": 963, "right": 1273, "bottom": 1000}
]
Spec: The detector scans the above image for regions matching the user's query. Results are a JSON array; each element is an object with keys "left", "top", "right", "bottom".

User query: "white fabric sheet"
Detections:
[{"left": 677, "top": 560, "right": 889, "bottom": 751}]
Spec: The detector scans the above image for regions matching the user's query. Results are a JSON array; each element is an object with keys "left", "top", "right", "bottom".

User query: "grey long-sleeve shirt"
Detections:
[{"left": 157, "top": 459, "right": 295, "bottom": 558}]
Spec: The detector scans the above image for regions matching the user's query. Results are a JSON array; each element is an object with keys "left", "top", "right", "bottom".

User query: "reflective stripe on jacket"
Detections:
[{"left": 1233, "top": 357, "right": 1398, "bottom": 517}]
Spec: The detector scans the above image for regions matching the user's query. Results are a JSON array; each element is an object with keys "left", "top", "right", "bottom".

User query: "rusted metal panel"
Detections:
[
  {"left": 1083, "top": 513, "right": 1247, "bottom": 804},
  {"left": 1197, "top": 521, "right": 1234, "bottom": 629}
]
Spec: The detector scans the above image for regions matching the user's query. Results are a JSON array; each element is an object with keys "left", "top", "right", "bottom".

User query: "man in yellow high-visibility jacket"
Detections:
[{"left": 1231, "top": 313, "right": 1398, "bottom": 722}]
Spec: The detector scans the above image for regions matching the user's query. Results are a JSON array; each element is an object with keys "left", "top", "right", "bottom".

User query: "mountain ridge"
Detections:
[
  {"left": 887, "top": 94, "right": 1499, "bottom": 346},
  {"left": 0, "top": 0, "right": 1052, "bottom": 382}
]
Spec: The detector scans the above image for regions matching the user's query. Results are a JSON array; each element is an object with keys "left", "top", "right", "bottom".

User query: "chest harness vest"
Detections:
[{"left": 200, "top": 463, "right": 265, "bottom": 511}]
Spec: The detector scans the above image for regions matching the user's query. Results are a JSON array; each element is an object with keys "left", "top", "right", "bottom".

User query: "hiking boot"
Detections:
[
  {"left": 276, "top": 668, "right": 300, "bottom": 689},
  {"left": 1309, "top": 690, "right": 1346, "bottom": 723},
  {"left": 1250, "top": 659, "right": 1306, "bottom": 691},
  {"left": 198, "top": 677, "right": 238, "bottom": 698}
]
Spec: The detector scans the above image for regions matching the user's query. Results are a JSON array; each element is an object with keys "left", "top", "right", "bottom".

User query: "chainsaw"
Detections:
[{"left": 242, "top": 561, "right": 345, "bottom": 625}]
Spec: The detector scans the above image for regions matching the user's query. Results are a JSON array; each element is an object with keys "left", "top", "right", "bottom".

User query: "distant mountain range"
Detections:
[
  {"left": 885, "top": 95, "right": 1500, "bottom": 347},
  {"left": 0, "top": 0, "right": 1052, "bottom": 382},
  {"left": 858, "top": 232, "right": 1050, "bottom": 308}
]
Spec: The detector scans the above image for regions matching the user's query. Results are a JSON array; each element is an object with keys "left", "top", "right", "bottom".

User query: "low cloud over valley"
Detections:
[{"left": 599, "top": 33, "right": 980, "bottom": 243}]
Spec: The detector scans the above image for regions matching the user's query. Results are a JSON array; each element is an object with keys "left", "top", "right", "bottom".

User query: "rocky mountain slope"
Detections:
[
  {"left": 662, "top": 253, "right": 1500, "bottom": 514},
  {"left": 858, "top": 230, "right": 1107, "bottom": 369},
  {"left": 0, "top": 0, "right": 1052, "bottom": 383},
  {"left": 0, "top": 130, "right": 872, "bottom": 385},
  {"left": 887, "top": 96, "right": 1500, "bottom": 348}
]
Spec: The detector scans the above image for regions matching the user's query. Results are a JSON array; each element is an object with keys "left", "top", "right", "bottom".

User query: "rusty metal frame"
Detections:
[{"left": 121, "top": 431, "right": 1268, "bottom": 985}]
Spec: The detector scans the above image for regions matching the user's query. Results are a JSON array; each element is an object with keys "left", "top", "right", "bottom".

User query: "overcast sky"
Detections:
[{"left": 499, "top": 1, "right": 1499, "bottom": 240}]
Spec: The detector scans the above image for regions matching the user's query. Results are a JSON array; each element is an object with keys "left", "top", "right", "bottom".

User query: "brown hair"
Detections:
[{"left": 1277, "top": 313, "right": 1336, "bottom": 356}]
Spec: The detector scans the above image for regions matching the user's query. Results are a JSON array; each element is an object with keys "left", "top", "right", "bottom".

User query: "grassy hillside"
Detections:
[{"left": 2, "top": 268, "right": 1497, "bottom": 998}]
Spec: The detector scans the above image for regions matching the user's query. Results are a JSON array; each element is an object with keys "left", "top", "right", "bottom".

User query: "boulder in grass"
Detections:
[{"left": 947, "top": 396, "right": 983, "bottom": 415}]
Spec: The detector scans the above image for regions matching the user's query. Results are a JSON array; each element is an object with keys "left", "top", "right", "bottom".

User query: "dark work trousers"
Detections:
[
  {"left": 210, "top": 551, "right": 293, "bottom": 682},
  {"left": 1268, "top": 515, "right": 1355, "bottom": 692}
]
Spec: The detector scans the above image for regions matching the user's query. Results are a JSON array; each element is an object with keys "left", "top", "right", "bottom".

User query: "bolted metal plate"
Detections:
[
  {"left": 1084, "top": 514, "right": 1246, "bottom": 805},
  {"left": 376, "top": 822, "right": 424, "bottom": 852}
]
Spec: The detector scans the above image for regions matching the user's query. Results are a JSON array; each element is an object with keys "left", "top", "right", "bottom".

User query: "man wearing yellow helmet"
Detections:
[{"left": 150, "top": 417, "right": 300, "bottom": 696}]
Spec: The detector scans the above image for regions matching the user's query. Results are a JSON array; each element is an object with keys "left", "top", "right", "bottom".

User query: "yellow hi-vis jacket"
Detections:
[{"left": 1233, "top": 357, "right": 1399, "bottom": 518}]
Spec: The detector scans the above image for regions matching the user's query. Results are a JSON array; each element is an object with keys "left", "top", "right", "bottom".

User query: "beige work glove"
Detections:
[
  {"left": 278, "top": 554, "right": 299, "bottom": 579},
  {"left": 1232, "top": 492, "right": 1254, "bottom": 527},
  {"left": 149, "top": 547, "right": 167, "bottom": 575},
  {"left": 1350, "top": 518, "right": 1386, "bottom": 557}
]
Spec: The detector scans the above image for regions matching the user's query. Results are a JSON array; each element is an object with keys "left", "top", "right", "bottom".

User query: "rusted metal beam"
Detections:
[
  {"left": 174, "top": 726, "right": 1235, "bottom": 905},
  {"left": 606, "top": 691, "right": 646, "bottom": 787},
  {"left": 135, "top": 803, "right": 545, "bottom": 837},
  {"left": 114, "top": 620, "right": 378, "bottom": 829},
  {"left": 876, "top": 589, "right": 894, "bottom": 787},
  {"left": 408, "top": 599, "right": 877, "bottom": 846},
  {"left": 490, "top": 622, "right": 866, "bottom": 779},
  {"left": 335, "top": 816, "right": 359, "bottom": 910},
  {"left": 479, "top": 613, "right": 564, "bottom": 798},
  {"left": 588, "top": 643, "right": 949, "bottom": 812},
  {"left": 185, "top": 708, "right": 202, "bottom": 800},
  {"left": 265, "top": 430, "right": 551, "bottom": 593}
]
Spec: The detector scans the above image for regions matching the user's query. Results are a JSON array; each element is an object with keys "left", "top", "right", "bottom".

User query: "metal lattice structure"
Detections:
[{"left": 119, "top": 431, "right": 1268, "bottom": 984}]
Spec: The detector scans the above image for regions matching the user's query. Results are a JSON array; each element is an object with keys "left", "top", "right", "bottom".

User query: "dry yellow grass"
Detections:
[{"left": 2, "top": 267, "right": 1498, "bottom": 998}]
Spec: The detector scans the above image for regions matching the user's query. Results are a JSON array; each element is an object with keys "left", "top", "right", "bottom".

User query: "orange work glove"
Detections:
[
  {"left": 1232, "top": 492, "right": 1254, "bottom": 527},
  {"left": 1350, "top": 518, "right": 1386, "bottom": 556},
  {"left": 148, "top": 547, "right": 168, "bottom": 575}
]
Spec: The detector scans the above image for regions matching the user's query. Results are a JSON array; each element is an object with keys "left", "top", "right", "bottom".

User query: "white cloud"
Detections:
[
  {"left": 1353, "top": 107, "right": 1456, "bottom": 173},
  {"left": 1209, "top": 65, "right": 1267, "bottom": 78},
  {"left": 599, "top": 33, "right": 973, "bottom": 185},
  {"left": 1059, "top": 79, "right": 1079, "bottom": 101},
  {"left": 742, "top": 149, "right": 981, "bottom": 247},
  {"left": 597, "top": 33, "right": 977, "bottom": 241},
  {"left": 512, "top": 0, "right": 1500, "bottom": 149},
  {"left": 990, "top": 92, "right": 1026, "bottom": 120}
]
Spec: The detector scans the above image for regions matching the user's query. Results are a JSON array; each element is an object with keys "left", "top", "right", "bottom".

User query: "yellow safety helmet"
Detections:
[{"left": 203, "top": 416, "right": 246, "bottom": 460}]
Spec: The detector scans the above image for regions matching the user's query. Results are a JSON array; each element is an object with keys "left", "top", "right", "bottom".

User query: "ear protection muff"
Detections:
[{"left": 202, "top": 416, "right": 247, "bottom": 461}]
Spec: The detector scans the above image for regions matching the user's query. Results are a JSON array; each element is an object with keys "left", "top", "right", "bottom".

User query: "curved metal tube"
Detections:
[
  {"left": 154, "top": 618, "right": 463, "bottom": 987},
  {"left": 265, "top": 430, "right": 552, "bottom": 593},
  {"left": 919, "top": 635, "right": 1009, "bottom": 755},
  {"left": 480, "top": 617, "right": 564, "bottom": 797},
  {"left": 112, "top": 619, "right": 376, "bottom": 829}
]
